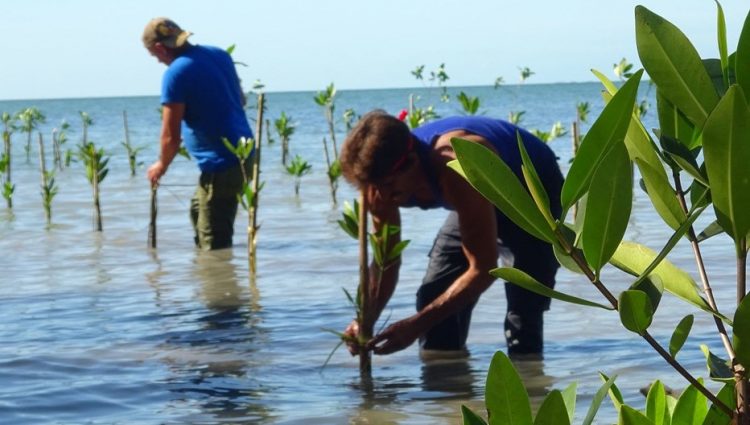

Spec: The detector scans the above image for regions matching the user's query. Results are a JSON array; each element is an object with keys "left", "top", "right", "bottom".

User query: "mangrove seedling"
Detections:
[
  {"left": 429, "top": 63, "right": 450, "bottom": 102},
  {"left": 37, "top": 133, "right": 58, "bottom": 226},
  {"left": 264, "top": 119, "right": 274, "bottom": 145},
  {"left": 274, "top": 111, "right": 295, "bottom": 166},
  {"left": 1, "top": 112, "right": 16, "bottom": 208},
  {"left": 342, "top": 108, "right": 358, "bottom": 134},
  {"left": 17, "top": 107, "right": 45, "bottom": 162},
  {"left": 78, "top": 141, "right": 109, "bottom": 232},
  {"left": 531, "top": 121, "right": 568, "bottom": 143},
  {"left": 121, "top": 111, "right": 144, "bottom": 176},
  {"left": 329, "top": 198, "right": 410, "bottom": 377},
  {"left": 284, "top": 154, "right": 311, "bottom": 196},
  {"left": 79, "top": 111, "right": 93, "bottom": 144},
  {"left": 314, "top": 82, "right": 339, "bottom": 158},
  {"left": 457, "top": 91, "right": 481, "bottom": 115}
]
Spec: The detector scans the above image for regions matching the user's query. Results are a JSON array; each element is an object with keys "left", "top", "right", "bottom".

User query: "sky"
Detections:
[{"left": 0, "top": 0, "right": 748, "bottom": 101}]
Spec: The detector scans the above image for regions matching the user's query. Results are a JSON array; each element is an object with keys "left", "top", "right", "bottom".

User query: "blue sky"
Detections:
[{"left": 0, "top": 0, "right": 747, "bottom": 100}]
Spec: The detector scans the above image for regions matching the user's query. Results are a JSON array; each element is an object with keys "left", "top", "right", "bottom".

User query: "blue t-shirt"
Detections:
[
  {"left": 410, "top": 116, "right": 562, "bottom": 212},
  {"left": 161, "top": 45, "right": 253, "bottom": 172}
]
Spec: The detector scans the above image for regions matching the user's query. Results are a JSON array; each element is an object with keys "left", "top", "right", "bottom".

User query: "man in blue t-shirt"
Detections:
[
  {"left": 339, "top": 111, "right": 564, "bottom": 359},
  {"left": 142, "top": 17, "right": 253, "bottom": 250}
]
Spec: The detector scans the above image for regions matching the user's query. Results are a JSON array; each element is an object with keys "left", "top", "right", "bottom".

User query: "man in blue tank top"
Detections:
[
  {"left": 142, "top": 18, "right": 253, "bottom": 250},
  {"left": 340, "top": 110, "right": 564, "bottom": 359}
]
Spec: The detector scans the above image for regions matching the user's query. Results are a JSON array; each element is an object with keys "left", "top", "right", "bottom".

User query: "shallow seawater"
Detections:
[{"left": 0, "top": 85, "right": 738, "bottom": 424}]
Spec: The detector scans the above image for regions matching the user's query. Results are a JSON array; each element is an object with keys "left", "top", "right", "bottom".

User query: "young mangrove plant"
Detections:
[
  {"left": 17, "top": 107, "right": 45, "bottom": 162},
  {"left": 314, "top": 83, "right": 342, "bottom": 204},
  {"left": 1, "top": 112, "right": 16, "bottom": 208},
  {"left": 451, "top": 4, "right": 750, "bottom": 423},
  {"left": 530, "top": 121, "right": 568, "bottom": 143},
  {"left": 328, "top": 197, "right": 410, "bottom": 377},
  {"left": 79, "top": 111, "right": 93, "bottom": 144},
  {"left": 78, "top": 141, "right": 109, "bottom": 232},
  {"left": 37, "top": 133, "right": 57, "bottom": 227},
  {"left": 457, "top": 91, "right": 481, "bottom": 115},
  {"left": 284, "top": 155, "right": 311, "bottom": 196},
  {"left": 274, "top": 111, "right": 295, "bottom": 166},
  {"left": 342, "top": 108, "right": 358, "bottom": 134},
  {"left": 430, "top": 63, "right": 451, "bottom": 102},
  {"left": 121, "top": 111, "right": 144, "bottom": 176}
]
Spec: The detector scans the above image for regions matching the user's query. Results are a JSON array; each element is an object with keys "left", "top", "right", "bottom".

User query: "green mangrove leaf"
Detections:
[
  {"left": 619, "top": 405, "right": 654, "bottom": 425},
  {"left": 671, "top": 378, "right": 708, "bottom": 425},
  {"left": 485, "top": 351, "right": 533, "bottom": 425},
  {"left": 646, "top": 380, "right": 667, "bottom": 425},
  {"left": 517, "top": 132, "right": 554, "bottom": 227},
  {"left": 634, "top": 158, "right": 686, "bottom": 231},
  {"left": 669, "top": 315, "right": 694, "bottom": 358},
  {"left": 734, "top": 294, "right": 750, "bottom": 368},
  {"left": 461, "top": 406, "right": 488, "bottom": 425},
  {"left": 635, "top": 6, "right": 719, "bottom": 129},
  {"left": 703, "top": 383, "right": 736, "bottom": 425},
  {"left": 449, "top": 139, "right": 555, "bottom": 243},
  {"left": 715, "top": 1, "right": 730, "bottom": 90},
  {"left": 619, "top": 290, "right": 654, "bottom": 335},
  {"left": 659, "top": 135, "right": 707, "bottom": 186},
  {"left": 560, "top": 382, "right": 577, "bottom": 423},
  {"left": 599, "top": 372, "right": 624, "bottom": 412},
  {"left": 593, "top": 69, "right": 669, "bottom": 175},
  {"left": 656, "top": 90, "right": 698, "bottom": 149},
  {"left": 702, "top": 84, "right": 750, "bottom": 243},
  {"left": 553, "top": 224, "right": 585, "bottom": 274},
  {"left": 582, "top": 140, "right": 632, "bottom": 274},
  {"left": 561, "top": 70, "right": 642, "bottom": 211},
  {"left": 704, "top": 59, "right": 732, "bottom": 97},
  {"left": 491, "top": 268, "right": 613, "bottom": 310},
  {"left": 534, "top": 390, "right": 569, "bottom": 425},
  {"left": 696, "top": 221, "right": 723, "bottom": 242},
  {"left": 630, "top": 275, "right": 663, "bottom": 312},
  {"left": 582, "top": 374, "right": 617, "bottom": 425},
  {"left": 689, "top": 179, "right": 711, "bottom": 210},
  {"left": 699, "top": 344, "right": 733, "bottom": 384},
  {"left": 736, "top": 9, "right": 750, "bottom": 95},
  {"left": 610, "top": 242, "right": 724, "bottom": 321}
]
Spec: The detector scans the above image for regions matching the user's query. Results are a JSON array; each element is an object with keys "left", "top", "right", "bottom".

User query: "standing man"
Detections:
[
  {"left": 143, "top": 17, "right": 252, "bottom": 250},
  {"left": 340, "top": 111, "right": 564, "bottom": 359}
]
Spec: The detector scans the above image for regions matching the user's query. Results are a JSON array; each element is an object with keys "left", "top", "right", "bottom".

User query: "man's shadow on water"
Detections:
[{"left": 149, "top": 248, "right": 275, "bottom": 423}]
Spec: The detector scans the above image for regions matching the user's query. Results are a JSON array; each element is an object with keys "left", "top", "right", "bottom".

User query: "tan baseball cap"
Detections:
[{"left": 142, "top": 17, "right": 192, "bottom": 49}]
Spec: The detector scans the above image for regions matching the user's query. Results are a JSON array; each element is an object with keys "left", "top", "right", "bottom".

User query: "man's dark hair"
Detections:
[{"left": 340, "top": 110, "right": 412, "bottom": 188}]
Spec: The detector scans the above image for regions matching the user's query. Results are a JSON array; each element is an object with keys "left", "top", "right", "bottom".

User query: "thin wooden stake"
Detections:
[
  {"left": 358, "top": 189, "right": 371, "bottom": 376},
  {"left": 148, "top": 185, "right": 157, "bottom": 248}
]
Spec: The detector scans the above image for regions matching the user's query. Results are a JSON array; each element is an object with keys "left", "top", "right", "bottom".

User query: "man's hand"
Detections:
[
  {"left": 147, "top": 159, "right": 167, "bottom": 186},
  {"left": 343, "top": 320, "right": 363, "bottom": 356},
  {"left": 366, "top": 317, "right": 421, "bottom": 355}
]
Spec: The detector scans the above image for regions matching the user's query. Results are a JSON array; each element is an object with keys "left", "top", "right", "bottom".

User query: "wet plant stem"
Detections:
[
  {"left": 672, "top": 172, "right": 735, "bottom": 360},
  {"left": 3, "top": 132, "right": 11, "bottom": 208},
  {"left": 737, "top": 238, "right": 748, "bottom": 424},
  {"left": 149, "top": 186, "right": 157, "bottom": 249},
  {"left": 37, "top": 133, "right": 51, "bottom": 225},
  {"left": 249, "top": 93, "right": 265, "bottom": 275}
]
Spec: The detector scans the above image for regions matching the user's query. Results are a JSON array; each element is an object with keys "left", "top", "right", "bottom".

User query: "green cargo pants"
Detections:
[{"left": 189, "top": 163, "right": 245, "bottom": 250}]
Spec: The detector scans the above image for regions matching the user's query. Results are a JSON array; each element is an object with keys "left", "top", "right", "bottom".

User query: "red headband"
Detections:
[{"left": 389, "top": 136, "right": 415, "bottom": 173}]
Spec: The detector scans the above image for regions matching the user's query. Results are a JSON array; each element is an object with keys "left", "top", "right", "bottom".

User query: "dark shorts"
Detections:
[
  {"left": 189, "top": 163, "right": 246, "bottom": 250},
  {"left": 416, "top": 211, "right": 560, "bottom": 355}
]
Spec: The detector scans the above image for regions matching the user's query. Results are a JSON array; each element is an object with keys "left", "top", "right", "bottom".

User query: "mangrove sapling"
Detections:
[
  {"left": 1, "top": 112, "right": 16, "bottom": 208},
  {"left": 17, "top": 107, "right": 45, "bottom": 162},
  {"left": 314, "top": 84, "right": 342, "bottom": 204},
  {"left": 284, "top": 155, "right": 311, "bottom": 196},
  {"left": 330, "top": 198, "right": 410, "bottom": 376},
  {"left": 429, "top": 63, "right": 451, "bottom": 102},
  {"left": 274, "top": 112, "right": 295, "bottom": 166},
  {"left": 530, "top": 121, "right": 568, "bottom": 143},
  {"left": 614, "top": 57, "right": 653, "bottom": 118},
  {"left": 342, "top": 108, "right": 358, "bottom": 134},
  {"left": 457, "top": 91, "right": 481, "bottom": 115},
  {"left": 79, "top": 111, "right": 92, "bottom": 144},
  {"left": 78, "top": 141, "right": 109, "bottom": 232},
  {"left": 37, "top": 133, "right": 57, "bottom": 226},
  {"left": 453, "top": 4, "right": 750, "bottom": 419},
  {"left": 121, "top": 111, "right": 144, "bottom": 176}
]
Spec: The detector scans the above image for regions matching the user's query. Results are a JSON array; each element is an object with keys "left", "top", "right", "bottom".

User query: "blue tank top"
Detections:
[{"left": 409, "top": 116, "right": 561, "bottom": 210}]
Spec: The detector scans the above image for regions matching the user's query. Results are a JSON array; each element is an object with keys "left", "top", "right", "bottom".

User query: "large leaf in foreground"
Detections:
[
  {"left": 669, "top": 314, "right": 693, "bottom": 358},
  {"left": 449, "top": 138, "right": 554, "bottom": 243},
  {"left": 619, "top": 289, "right": 654, "bottom": 335},
  {"left": 636, "top": 5, "right": 719, "bottom": 129},
  {"left": 492, "top": 267, "right": 613, "bottom": 310},
  {"left": 635, "top": 157, "right": 686, "bottom": 231},
  {"left": 561, "top": 70, "right": 642, "bottom": 211},
  {"left": 485, "top": 351, "right": 533, "bottom": 425},
  {"left": 534, "top": 390, "right": 569, "bottom": 425},
  {"left": 672, "top": 379, "right": 708, "bottom": 425},
  {"left": 582, "top": 140, "right": 632, "bottom": 273},
  {"left": 702, "top": 84, "right": 750, "bottom": 243},
  {"left": 736, "top": 9, "right": 750, "bottom": 95},
  {"left": 610, "top": 242, "right": 722, "bottom": 320}
]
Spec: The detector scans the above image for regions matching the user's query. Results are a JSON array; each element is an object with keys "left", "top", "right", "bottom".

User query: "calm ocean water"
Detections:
[{"left": 0, "top": 83, "right": 737, "bottom": 424}]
